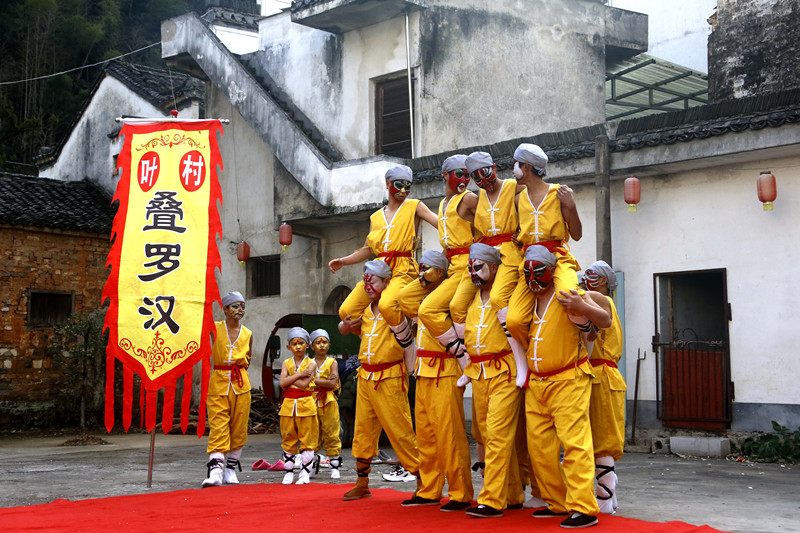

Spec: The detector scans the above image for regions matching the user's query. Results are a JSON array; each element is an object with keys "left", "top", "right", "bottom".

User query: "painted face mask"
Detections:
[
  {"left": 470, "top": 166, "right": 497, "bottom": 190},
  {"left": 513, "top": 161, "right": 523, "bottom": 179},
  {"left": 583, "top": 270, "right": 603, "bottom": 291},
  {"left": 524, "top": 260, "right": 553, "bottom": 292},
  {"left": 445, "top": 169, "right": 469, "bottom": 193},
  {"left": 418, "top": 263, "right": 444, "bottom": 288},
  {"left": 468, "top": 259, "right": 492, "bottom": 286},
  {"left": 227, "top": 302, "right": 245, "bottom": 320},
  {"left": 389, "top": 179, "right": 412, "bottom": 200},
  {"left": 363, "top": 273, "right": 386, "bottom": 298},
  {"left": 312, "top": 337, "right": 330, "bottom": 355}
]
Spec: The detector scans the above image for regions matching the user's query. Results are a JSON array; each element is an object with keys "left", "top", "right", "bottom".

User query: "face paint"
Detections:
[
  {"left": 312, "top": 337, "right": 330, "bottom": 356},
  {"left": 468, "top": 259, "right": 492, "bottom": 286},
  {"left": 583, "top": 270, "right": 603, "bottom": 290},
  {"left": 288, "top": 338, "right": 308, "bottom": 358},
  {"left": 389, "top": 179, "right": 412, "bottom": 200},
  {"left": 513, "top": 161, "right": 523, "bottom": 179},
  {"left": 363, "top": 273, "right": 388, "bottom": 299},
  {"left": 226, "top": 302, "right": 245, "bottom": 320},
  {"left": 445, "top": 169, "right": 469, "bottom": 193},
  {"left": 418, "top": 263, "right": 444, "bottom": 288},
  {"left": 470, "top": 166, "right": 497, "bottom": 190},
  {"left": 524, "top": 260, "right": 554, "bottom": 292}
]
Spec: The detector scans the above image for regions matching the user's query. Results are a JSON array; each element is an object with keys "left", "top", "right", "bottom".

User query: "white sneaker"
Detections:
[
  {"left": 296, "top": 471, "right": 310, "bottom": 485},
  {"left": 319, "top": 455, "right": 331, "bottom": 468},
  {"left": 224, "top": 467, "right": 239, "bottom": 484},
  {"left": 382, "top": 466, "right": 416, "bottom": 482},
  {"left": 282, "top": 472, "right": 294, "bottom": 485},
  {"left": 330, "top": 468, "right": 340, "bottom": 479},
  {"left": 523, "top": 495, "right": 547, "bottom": 509},
  {"left": 202, "top": 466, "right": 223, "bottom": 488}
]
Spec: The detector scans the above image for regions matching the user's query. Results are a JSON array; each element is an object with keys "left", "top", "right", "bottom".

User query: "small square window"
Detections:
[
  {"left": 248, "top": 255, "right": 281, "bottom": 297},
  {"left": 28, "top": 291, "right": 73, "bottom": 325}
]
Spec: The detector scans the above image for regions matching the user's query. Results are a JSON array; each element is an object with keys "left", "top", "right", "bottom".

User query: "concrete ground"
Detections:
[{"left": 0, "top": 431, "right": 798, "bottom": 533}]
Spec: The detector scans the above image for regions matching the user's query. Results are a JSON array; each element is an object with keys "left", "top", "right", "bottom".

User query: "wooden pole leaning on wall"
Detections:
[{"left": 594, "top": 134, "right": 612, "bottom": 265}]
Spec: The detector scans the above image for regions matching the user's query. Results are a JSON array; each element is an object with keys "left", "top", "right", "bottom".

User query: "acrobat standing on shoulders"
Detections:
[
  {"left": 278, "top": 327, "right": 318, "bottom": 485},
  {"left": 203, "top": 291, "right": 253, "bottom": 488},
  {"left": 309, "top": 328, "right": 343, "bottom": 480}
]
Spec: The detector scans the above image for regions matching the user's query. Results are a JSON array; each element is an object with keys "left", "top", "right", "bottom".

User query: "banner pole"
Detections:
[{"left": 147, "top": 430, "right": 156, "bottom": 488}]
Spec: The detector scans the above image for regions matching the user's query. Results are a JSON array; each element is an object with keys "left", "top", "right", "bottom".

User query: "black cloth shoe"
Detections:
[
  {"left": 440, "top": 500, "right": 471, "bottom": 512},
  {"left": 465, "top": 504, "right": 503, "bottom": 518},
  {"left": 401, "top": 495, "right": 441, "bottom": 507},
  {"left": 533, "top": 507, "right": 570, "bottom": 518},
  {"left": 560, "top": 512, "right": 599, "bottom": 528},
  {"left": 506, "top": 503, "right": 523, "bottom": 510}
]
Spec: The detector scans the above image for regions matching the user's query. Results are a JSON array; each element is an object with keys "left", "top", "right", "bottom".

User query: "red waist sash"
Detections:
[
  {"left": 445, "top": 247, "right": 471, "bottom": 260},
  {"left": 377, "top": 251, "right": 413, "bottom": 269},
  {"left": 361, "top": 360, "right": 405, "bottom": 391},
  {"left": 417, "top": 349, "right": 454, "bottom": 385},
  {"left": 590, "top": 358, "right": 618, "bottom": 369},
  {"left": 478, "top": 233, "right": 513, "bottom": 247},
  {"left": 283, "top": 388, "right": 313, "bottom": 399},
  {"left": 523, "top": 239, "right": 566, "bottom": 255},
  {"left": 528, "top": 357, "right": 589, "bottom": 380},
  {"left": 214, "top": 365, "right": 244, "bottom": 387},
  {"left": 470, "top": 349, "right": 513, "bottom": 382}
]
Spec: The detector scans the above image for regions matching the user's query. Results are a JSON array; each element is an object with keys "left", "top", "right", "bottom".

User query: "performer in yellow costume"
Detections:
[
  {"left": 399, "top": 250, "right": 474, "bottom": 511},
  {"left": 329, "top": 165, "right": 437, "bottom": 368},
  {"left": 203, "top": 291, "right": 253, "bottom": 488},
  {"left": 278, "top": 327, "right": 318, "bottom": 485},
  {"left": 582, "top": 261, "right": 626, "bottom": 514},
  {"left": 506, "top": 144, "right": 583, "bottom": 387},
  {"left": 341, "top": 260, "right": 420, "bottom": 502},
  {"left": 309, "top": 328, "right": 343, "bottom": 480},
  {"left": 522, "top": 246, "right": 612, "bottom": 529},
  {"left": 461, "top": 243, "right": 524, "bottom": 518}
]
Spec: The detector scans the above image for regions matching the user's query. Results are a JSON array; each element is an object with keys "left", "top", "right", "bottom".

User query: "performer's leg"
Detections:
[
  {"left": 203, "top": 394, "right": 229, "bottom": 487},
  {"left": 280, "top": 415, "right": 301, "bottom": 485},
  {"left": 552, "top": 254, "right": 581, "bottom": 295},
  {"left": 373, "top": 377, "right": 419, "bottom": 477},
  {"left": 338, "top": 280, "right": 371, "bottom": 321},
  {"left": 202, "top": 451, "right": 225, "bottom": 488},
  {"left": 418, "top": 271, "right": 461, "bottom": 337},
  {"left": 525, "top": 382, "right": 568, "bottom": 514},
  {"left": 343, "top": 458, "right": 373, "bottom": 500},
  {"left": 506, "top": 274, "right": 535, "bottom": 349},
  {"left": 449, "top": 269, "right": 477, "bottom": 325},
  {"left": 430, "top": 376, "right": 473, "bottom": 504},
  {"left": 397, "top": 278, "right": 430, "bottom": 319},
  {"left": 488, "top": 261, "right": 519, "bottom": 312}
]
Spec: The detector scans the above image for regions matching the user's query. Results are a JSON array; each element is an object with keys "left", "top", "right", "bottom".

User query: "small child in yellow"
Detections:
[
  {"left": 309, "top": 329, "right": 343, "bottom": 479},
  {"left": 278, "top": 327, "right": 319, "bottom": 485}
]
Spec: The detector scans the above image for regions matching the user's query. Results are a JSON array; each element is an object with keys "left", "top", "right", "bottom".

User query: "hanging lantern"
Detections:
[
  {"left": 279, "top": 223, "right": 293, "bottom": 252},
  {"left": 624, "top": 176, "right": 641, "bottom": 212},
  {"left": 236, "top": 241, "right": 250, "bottom": 267},
  {"left": 757, "top": 171, "right": 777, "bottom": 211}
]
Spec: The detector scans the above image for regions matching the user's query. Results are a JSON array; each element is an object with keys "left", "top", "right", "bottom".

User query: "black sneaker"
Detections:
[
  {"left": 465, "top": 504, "right": 503, "bottom": 518},
  {"left": 560, "top": 512, "right": 598, "bottom": 528},
  {"left": 533, "top": 507, "right": 570, "bottom": 518},
  {"left": 401, "top": 495, "right": 441, "bottom": 507},
  {"left": 506, "top": 503, "right": 523, "bottom": 510},
  {"left": 440, "top": 500, "right": 472, "bottom": 512}
]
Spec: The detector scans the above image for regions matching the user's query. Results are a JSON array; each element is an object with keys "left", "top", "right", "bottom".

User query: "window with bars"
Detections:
[
  {"left": 248, "top": 255, "right": 281, "bottom": 298},
  {"left": 375, "top": 76, "right": 413, "bottom": 158}
]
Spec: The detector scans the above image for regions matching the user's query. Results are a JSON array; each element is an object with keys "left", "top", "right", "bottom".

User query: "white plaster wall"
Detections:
[
  {"left": 609, "top": 0, "right": 716, "bottom": 72},
  {"left": 212, "top": 25, "right": 260, "bottom": 55},
  {"left": 571, "top": 154, "right": 800, "bottom": 408}
]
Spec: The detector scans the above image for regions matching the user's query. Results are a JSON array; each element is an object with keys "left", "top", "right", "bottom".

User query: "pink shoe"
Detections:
[
  {"left": 252, "top": 459, "right": 270, "bottom": 471},
  {"left": 267, "top": 460, "right": 286, "bottom": 472}
]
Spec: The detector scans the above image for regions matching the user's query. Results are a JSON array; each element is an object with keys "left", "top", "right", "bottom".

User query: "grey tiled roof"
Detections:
[
  {"left": 0, "top": 173, "right": 115, "bottom": 234},
  {"left": 104, "top": 61, "right": 205, "bottom": 112}
]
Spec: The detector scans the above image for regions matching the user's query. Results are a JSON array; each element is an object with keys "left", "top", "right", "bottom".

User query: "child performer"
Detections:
[
  {"left": 309, "top": 329, "right": 343, "bottom": 479},
  {"left": 278, "top": 327, "right": 318, "bottom": 485},
  {"left": 203, "top": 291, "right": 253, "bottom": 488}
]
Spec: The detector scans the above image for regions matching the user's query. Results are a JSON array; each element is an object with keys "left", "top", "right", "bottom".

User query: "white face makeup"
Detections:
[
  {"left": 513, "top": 161, "right": 523, "bottom": 179},
  {"left": 468, "top": 258, "right": 491, "bottom": 286}
]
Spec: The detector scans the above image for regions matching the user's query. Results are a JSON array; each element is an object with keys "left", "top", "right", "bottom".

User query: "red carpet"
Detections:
[{"left": 1, "top": 483, "right": 727, "bottom": 533}]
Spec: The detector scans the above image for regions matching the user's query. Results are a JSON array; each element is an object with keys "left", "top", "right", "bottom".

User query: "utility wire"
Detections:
[{"left": 0, "top": 42, "right": 161, "bottom": 86}]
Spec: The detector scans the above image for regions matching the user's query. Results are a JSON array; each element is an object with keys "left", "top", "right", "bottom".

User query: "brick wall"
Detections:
[
  {"left": 0, "top": 225, "right": 110, "bottom": 427},
  {"left": 709, "top": 0, "right": 800, "bottom": 101}
]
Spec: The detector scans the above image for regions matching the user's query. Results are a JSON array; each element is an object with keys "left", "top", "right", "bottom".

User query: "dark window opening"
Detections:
[
  {"left": 28, "top": 291, "right": 73, "bottom": 325},
  {"left": 248, "top": 255, "right": 281, "bottom": 297},
  {"left": 376, "top": 76, "right": 413, "bottom": 158}
]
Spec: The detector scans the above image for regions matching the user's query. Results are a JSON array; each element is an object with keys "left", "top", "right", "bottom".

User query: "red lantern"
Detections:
[
  {"left": 624, "top": 176, "right": 641, "bottom": 212},
  {"left": 236, "top": 241, "right": 250, "bottom": 267},
  {"left": 757, "top": 171, "right": 777, "bottom": 211},
  {"left": 279, "top": 223, "right": 293, "bottom": 252}
]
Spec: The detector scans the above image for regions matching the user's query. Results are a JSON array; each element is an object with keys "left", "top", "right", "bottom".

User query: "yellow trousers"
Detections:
[
  {"left": 415, "top": 376, "right": 474, "bottom": 503},
  {"left": 515, "top": 400, "right": 543, "bottom": 499},
  {"left": 590, "top": 369, "right": 626, "bottom": 461},
  {"left": 397, "top": 279, "right": 431, "bottom": 319},
  {"left": 280, "top": 414, "right": 319, "bottom": 453},
  {"left": 316, "top": 400, "right": 342, "bottom": 457},
  {"left": 352, "top": 375, "right": 419, "bottom": 475},
  {"left": 206, "top": 389, "right": 250, "bottom": 454},
  {"left": 418, "top": 269, "right": 463, "bottom": 338},
  {"left": 525, "top": 371, "right": 599, "bottom": 517},
  {"left": 507, "top": 258, "right": 580, "bottom": 348},
  {"left": 449, "top": 269, "right": 477, "bottom": 325},
  {"left": 339, "top": 270, "right": 417, "bottom": 326},
  {"left": 472, "top": 374, "right": 524, "bottom": 509}
]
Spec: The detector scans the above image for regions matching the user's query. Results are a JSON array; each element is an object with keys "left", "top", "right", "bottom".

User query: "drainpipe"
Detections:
[
  {"left": 595, "top": 134, "right": 612, "bottom": 264},
  {"left": 405, "top": 10, "right": 416, "bottom": 158}
]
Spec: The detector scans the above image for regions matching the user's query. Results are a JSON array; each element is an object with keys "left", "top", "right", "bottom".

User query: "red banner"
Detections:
[{"left": 103, "top": 120, "right": 223, "bottom": 436}]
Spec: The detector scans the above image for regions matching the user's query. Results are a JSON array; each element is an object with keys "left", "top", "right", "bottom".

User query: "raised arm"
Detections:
[
  {"left": 557, "top": 185, "right": 582, "bottom": 241},
  {"left": 328, "top": 238, "right": 371, "bottom": 274},
  {"left": 416, "top": 201, "right": 438, "bottom": 229}
]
